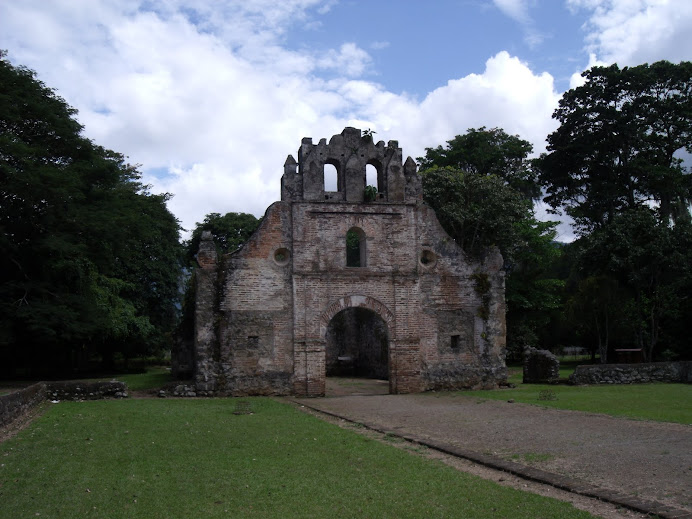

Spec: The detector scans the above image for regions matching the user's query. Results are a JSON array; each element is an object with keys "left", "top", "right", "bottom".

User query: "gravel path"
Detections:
[{"left": 295, "top": 380, "right": 692, "bottom": 516}]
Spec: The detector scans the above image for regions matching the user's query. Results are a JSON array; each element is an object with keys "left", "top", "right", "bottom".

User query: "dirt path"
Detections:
[{"left": 294, "top": 379, "right": 692, "bottom": 518}]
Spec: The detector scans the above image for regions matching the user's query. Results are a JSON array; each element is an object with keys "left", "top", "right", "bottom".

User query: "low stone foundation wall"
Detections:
[
  {"left": 1, "top": 380, "right": 128, "bottom": 431},
  {"left": 46, "top": 380, "right": 128, "bottom": 401},
  {"left": 0, "top": 382, "right": 46, "bottom": 429},
  {"left": 569, "top": 361, "right": 692, "bottom": 385}
]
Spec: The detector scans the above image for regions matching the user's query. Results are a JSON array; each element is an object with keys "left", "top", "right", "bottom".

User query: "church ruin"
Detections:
[{"left": 189, "top": 127, "right": 507, "bottom": 396}]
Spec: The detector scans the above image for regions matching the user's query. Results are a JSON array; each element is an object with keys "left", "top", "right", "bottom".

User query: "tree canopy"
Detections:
[
  {"left": 184, "top": 211, "right": 260, "bottom": 264},
  {"left": 419, "top": 128, "right": 564, "bottom": 359},
  {"left": 418, "top": 127, "right": 540, "bottom": 200},
  {"left": 539, "top": 60, "right": 692, "bottom": 362},
  {"left": 538, "top": 61, "right": 692, "bottom": 233},
  {"left": 0, "top": 54, "right": 182, "bottom": 376}
]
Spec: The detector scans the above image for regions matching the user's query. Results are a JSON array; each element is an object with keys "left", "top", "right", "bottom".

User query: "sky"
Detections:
[{"left": 2, "top": 0, "right": 692, "bottom": 241}]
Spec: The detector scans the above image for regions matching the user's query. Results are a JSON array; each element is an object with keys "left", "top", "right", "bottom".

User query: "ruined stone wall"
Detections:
[
  {"left": 569, "top": 361, "right": 692, "bottom": 385},
  {"left": 214, "top": 203, "right": 295, "bottom": 396},
  {"left": 0, "top": 383, "right": 46, "bottom": 429},
  {"left": 523, "top": 347, "right": 560, "bottom": 383},
  {"left": 1, "top": 381, "right": 128, "bottom": 430},
  {"left": 191, "top": 127, "right": 507, "bottom": 396}
]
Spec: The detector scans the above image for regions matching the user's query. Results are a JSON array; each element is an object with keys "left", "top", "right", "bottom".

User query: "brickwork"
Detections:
[{"left": 189, "top": 128, "right": 507, "bottom": 396}]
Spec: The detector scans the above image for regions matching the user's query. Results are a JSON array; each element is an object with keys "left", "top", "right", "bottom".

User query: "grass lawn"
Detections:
[
  {"left": 111, "top": 366, "right": 172, "bottom": 392},
  {"left": 0, "top": 398, "right": 597, "bottom": 519},
  {"left": 474, "top": 366, "right": 692, "bottom": 424}
]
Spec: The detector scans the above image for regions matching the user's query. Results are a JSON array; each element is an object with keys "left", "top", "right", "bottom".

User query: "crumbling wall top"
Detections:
[{"left": 281, "top": 127, "right": 421, "bottom": 204}]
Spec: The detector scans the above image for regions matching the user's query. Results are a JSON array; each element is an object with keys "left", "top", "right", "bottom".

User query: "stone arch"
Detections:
[
  {"left": 366, "top": 158, "right": 384, "bottom": 196},
  {"left": 326, "top": 307, "right": 389, "bottom": 379},
  {"left": 319, "top": 295, "right": 395, "bottom": 339},
  {"left": 324, "top": 158, "right": 341, "bottom": 192}
]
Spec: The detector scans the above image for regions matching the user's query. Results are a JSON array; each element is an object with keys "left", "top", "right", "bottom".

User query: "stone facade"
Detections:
[{"left": 190, "top": 128, "right": 507, "bottom": 396}]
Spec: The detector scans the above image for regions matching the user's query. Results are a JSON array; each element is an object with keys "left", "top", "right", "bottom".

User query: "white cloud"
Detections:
[
  {"left": 317, "top": 43, "right": 373, "bottom": 77},
  {"left": 413, "top": 52, "right": 560, "bottom": 156},
  {"left": 0, "top": 1, "right": 561, "bottom": 237},
  {"left": 492, "top": 0, "right": 543, "bottom": 47},
  {"left": 569, "top": 0, "right": 692, "bottom": 66},
  {"left": 493, "top": 0, "right": 532, "bottom": 24}
]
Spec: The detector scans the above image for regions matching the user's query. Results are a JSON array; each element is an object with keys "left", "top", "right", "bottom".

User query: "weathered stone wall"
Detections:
[
  {"left": 0, "top": 382, "right": 46, "bottom": 429},
  {"left": 190, "top": 128, "right": 508, "bottom": 396},
  {"left": 46, "top": 380, "right": 128, "bottom": 400},
  {"left": 1, "top": 381, "right": 127, "bottom": 430},
  {"left": 523, "top": 347, "right": 560, "bottom": 384},
  {"left": 569, "top": 361, "right": 692, "bottom": 385}
]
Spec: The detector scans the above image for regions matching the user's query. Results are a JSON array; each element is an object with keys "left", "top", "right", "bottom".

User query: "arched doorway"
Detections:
[{"left": 325, "top": 307, "right": 389, "bottom": 381}]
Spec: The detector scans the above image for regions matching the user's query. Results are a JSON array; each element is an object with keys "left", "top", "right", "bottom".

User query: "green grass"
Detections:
[
  {"left": 0, "top": 398, "right": 596, "bottom": 519},
  {"left": 482, "top": 369, "right": 692, "bottom": 424},
  {"left": 111, "top": 366, "right": 172, "bottom": 391}
]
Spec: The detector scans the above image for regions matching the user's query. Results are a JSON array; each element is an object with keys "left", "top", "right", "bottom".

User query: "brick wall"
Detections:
[{"left": 190, "top": 128, "right": 508, "bottom": 396}]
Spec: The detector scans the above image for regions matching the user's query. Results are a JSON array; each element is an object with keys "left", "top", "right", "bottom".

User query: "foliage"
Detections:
[
  {"left": 418, "top": 127, "right": 539, "bottom": 200},
  {"left": 419, "top": 128, "right": 564, "bottom": 357},
  {"left": 504, "top": 219, "right": 565, "bottom": 358},
  {"left": 0, "top": 398, "right": 595, "bottom": 518},
  {"left": 346, "top": 228, "right": 362, "bottom": 267},
  {"left": 538, "top": 60, "right": 692, "bottom": 233},
  {"left": 539, "top": 61, "right": 692, "bottom": 361},
  {"left": 0, "top": 55, "right": 182, "bottom": 376},
  {"left": 363, "top": 184, "right": 377, "bottom": 202},
  {"left": 111, "top": 366, "right": 172, "bottom": 391},
  {"left": 421, "top": 167, "right": 530, "bottom": 261},
  {"left": 184, "top": 211, "right": 260, "bottom": 264}
]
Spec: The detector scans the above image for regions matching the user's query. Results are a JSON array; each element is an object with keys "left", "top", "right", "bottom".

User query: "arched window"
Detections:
[
  {"left": 366, "top": 164, "right": 378, "bottom": 192},
  {"left": 324, "top": 163, "right": 338, "bottom": 192},
  {"left": 346, "top": 227, "right": 366, "bottom": 267}
]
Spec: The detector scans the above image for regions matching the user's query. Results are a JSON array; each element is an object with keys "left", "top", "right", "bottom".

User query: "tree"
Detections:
[
  {"left": 421, "top": 167, "right": 530, "bottom": 261},
  {"left": 418, "top": 127, "right": 540, "bottom": 200},
  {"left": 538, "top": 61, "right": 692, "bottom": 361},
  {"left": 575, "top": 208, "right": 687, "bottom": 362},
  {"left": 538, "top": 61, "right": 692, "bottom": 233},
  {"left": 0, "top": 54, "right": 182, "bottom": 376},
  {"left": 419, "top": 128, "right": 564, "bottom": 358},
  {"left": 184, "top": 212, "right": 260, "bottom": 264}
]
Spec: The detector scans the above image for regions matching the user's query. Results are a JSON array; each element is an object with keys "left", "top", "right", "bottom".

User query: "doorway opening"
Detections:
[{"left": 325, "top": 307, "right": 389, "bottom": 394}]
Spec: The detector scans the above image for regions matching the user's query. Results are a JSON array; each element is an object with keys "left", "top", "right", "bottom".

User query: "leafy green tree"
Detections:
[
  {"left": 576, "top": 208, "right": 688, "bottom": 361},
  {"left": 539, "top": 61, "right": 692, "bottom": 361},
  {"left": 538, "top": 61, "right": 692, "bottom": 233},
  {"left": 421, "top": 167, "right": 530, "bottom": 260},
  {"left": 0, "top": 54, "right": 182, "bottom": 376},
  {"left": 418, "top": 127, "right": 539, "bottom": 200},
  {"left": 419, "top": 128, "right": 564, "bottom": 359},
  {"left": 184, "top": 211, "right": 260, "bottom": 264}
]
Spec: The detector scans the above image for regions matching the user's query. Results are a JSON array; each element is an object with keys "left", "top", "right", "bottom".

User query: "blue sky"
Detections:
[
  {"left": 1, "top": 0, "right": 691, "bottom": 241},
  {"left": 289, "top": 1, "right": 587, "bottom": 95}
]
